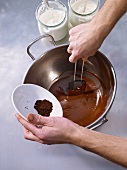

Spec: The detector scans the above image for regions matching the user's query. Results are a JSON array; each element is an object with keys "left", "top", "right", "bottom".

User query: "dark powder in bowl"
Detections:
[{"left": 34, "top": 99, "right": 53, "bottom": 116}]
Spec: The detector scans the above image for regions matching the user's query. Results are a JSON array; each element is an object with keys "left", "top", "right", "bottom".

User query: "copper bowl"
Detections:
[{"left": 23, "top": 35, "right": 117, "bottom": 129}]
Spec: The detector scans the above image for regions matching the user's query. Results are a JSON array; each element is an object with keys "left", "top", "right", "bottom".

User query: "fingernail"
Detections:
[
  {"left": 69, "top": 57, "right": 72, "bottom": 62},
  {"left": 15, "top": 113, "right": 20, "bottom": 118},
  {"left": 69, "top": 58, "right": 75, "bottom": 63},
  {"left": 28, "top": 114, "right": 34, "bottom": 122}
]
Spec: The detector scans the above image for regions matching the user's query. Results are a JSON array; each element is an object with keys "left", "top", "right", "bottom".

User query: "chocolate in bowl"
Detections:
[
  {"left": 49, "top": 71, "right": 108, "bottom": 127},
  {"left": 34, "top": 99, "right": 53, "bottom": 117},
  {"left": 24, "top": 40, "right": 116, "bottom": 129}
]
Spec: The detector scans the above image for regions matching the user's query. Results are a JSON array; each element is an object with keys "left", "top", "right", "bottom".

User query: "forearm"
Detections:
[
  {"left": 91, "top": 0, "right": 127, "bottom": 40},
  {"left": 72, "top": 127, "right": 127, "bottom": 167}
]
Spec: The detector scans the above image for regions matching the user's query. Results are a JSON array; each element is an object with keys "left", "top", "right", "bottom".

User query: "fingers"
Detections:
[
  {"left": 69, "top": 52, "right": 77, "bottom": 63},
  {"left": 68, "top": 24, "right": 95, "bottom": 62},
  {"left": 15, "top": 113, "right": 40, "bottom": 137},
  {"left": 67, "top": 46, "right": 72, "bottom": 54},
  {"left": 67, "top": 29, "right": 76, "bottom": 57},
  {"left": 68, "top": 35, "right": 81, "bottom": 63},
  {"left": 67, "top": 44, "right": 79, "bottom": 63},
  {"left": 69, "top": 25, "right": 79, "bottom": 35},
  {"left": 27, "top": 114, "right": 49, "bottom": 125},
  {"left": 24, "top": 128, "right": 44, "bottom": 144},
  {"left": 67, "top": 41, "right": 73, "bottom": 54}
]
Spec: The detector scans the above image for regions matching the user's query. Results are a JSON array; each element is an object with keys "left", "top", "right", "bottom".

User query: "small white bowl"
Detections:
[{"left": 12, "top": 84, "right": 63, "bottom": 120}]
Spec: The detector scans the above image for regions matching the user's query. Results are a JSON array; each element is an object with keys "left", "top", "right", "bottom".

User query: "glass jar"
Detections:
[
  {"left": 68, "top": 0, "right": 100, "bottom": 27},
  {"left": 36, "top": 1, "right": 68, "bottom": 41}
]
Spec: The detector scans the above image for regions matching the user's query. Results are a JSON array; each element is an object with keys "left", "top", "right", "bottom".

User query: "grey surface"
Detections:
[{"left": 0, "top": 0, "right": 127, "bottom": 170}]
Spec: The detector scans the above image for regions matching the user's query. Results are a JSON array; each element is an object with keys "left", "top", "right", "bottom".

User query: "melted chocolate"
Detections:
[
  {"left": 49, "top": 71, "right": 108, "bottom": 127},
  {"left": 60, "top": 80, "right": 86, "bottom": 96}
]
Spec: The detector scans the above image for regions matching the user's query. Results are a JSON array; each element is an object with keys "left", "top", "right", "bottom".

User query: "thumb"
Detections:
[
  {"left": 69, "top": 52, "right": 78, "bottom": 63},
  {"left": 27, "top": 114, "right": 49, "bottom": 125}
]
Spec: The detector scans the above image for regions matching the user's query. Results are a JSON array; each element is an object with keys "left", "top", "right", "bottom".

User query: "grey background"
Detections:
[{"left": 0, "top": 0, "right": 127, "bottom": 169}]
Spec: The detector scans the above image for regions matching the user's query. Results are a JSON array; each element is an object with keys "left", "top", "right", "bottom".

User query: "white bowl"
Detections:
[{"left": 12, "top": 84, "right": 63, "bottom": 120}]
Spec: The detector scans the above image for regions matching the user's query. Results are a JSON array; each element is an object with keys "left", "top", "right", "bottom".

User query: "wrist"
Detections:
[
  {"left": 90, "top": 0, "right": 127, "bottom": 43},
  {"left": 70, "top": 126, "right": 97, "bottom": 150},
  {"left": 90, "top": 17, "right": 110, "bottom": 44},
  {"left": 69, "top": 125, "right": 90, "bottom": 147}
]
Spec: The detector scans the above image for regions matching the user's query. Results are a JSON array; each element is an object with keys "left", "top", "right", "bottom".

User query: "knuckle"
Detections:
[
  {"left": 36, "top": 131, "right": 43, "bottom": 139},
  {"left": 69, "top": 29, "right": 72, "bottom": 35},
  {"left": 67, "top": 48, "right": 72, "bottom": 54},
  {"left": 69, "top": 29, "right": 75, "bottom": 35},
  {"left": 24, "top": 134, "right": 28, "bottom": 140},
  {"left": 69, "top": 37, "right": 71, "bottom": 42},
  {"left": 74, "top": 50, "right": 79, "bottom": 57},
  {"left": 69, "top": 37, "right": 74, "bottom": 42},
  {"left": 67, "top": 48, "right": 70, "bottom": 53},
  {"left": 50, "top": 117, "right": 57, "bottom": 124},
  {"left": 36, "top": 129, "right": 47, "bottom": 140},
  {"left": 69, "top": 41, "right": 73, "bottom": 46}
]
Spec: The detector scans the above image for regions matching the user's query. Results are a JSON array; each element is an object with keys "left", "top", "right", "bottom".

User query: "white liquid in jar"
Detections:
[
  {"left": 39, "top": 9, "right": 65, "bottom": 26},
  {"left": 69, "top": 0, "right": 99, "bottom": 27},
  {"left": 38, "top": 9, "right": 68, "bottom": 41},
  {"left": 71, "top": 0, "right": 97, "bottom": 14}
]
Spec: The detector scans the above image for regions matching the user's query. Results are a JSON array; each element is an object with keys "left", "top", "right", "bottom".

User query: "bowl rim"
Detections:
[
  {"left": 12, "top": 84, "right": 63, "bottom": 120},
  {"left": 24, "top": 44, "right": 117, "bottom": 129}
]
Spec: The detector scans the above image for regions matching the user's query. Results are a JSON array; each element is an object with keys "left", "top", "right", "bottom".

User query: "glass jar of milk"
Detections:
[
  {"left": 68, "top": 0, "right": 100, "bottom": 27},
  {"left": 36, "top": 1, "right": 68, "bottom": 41}
]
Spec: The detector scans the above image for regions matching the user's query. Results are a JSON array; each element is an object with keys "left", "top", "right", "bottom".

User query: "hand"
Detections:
[
  {"left": 15, "top": 113, "right": 80, "bottom": 145},
  {"left": 67, "top": 22, "right": 105, "bottom": 63}
]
